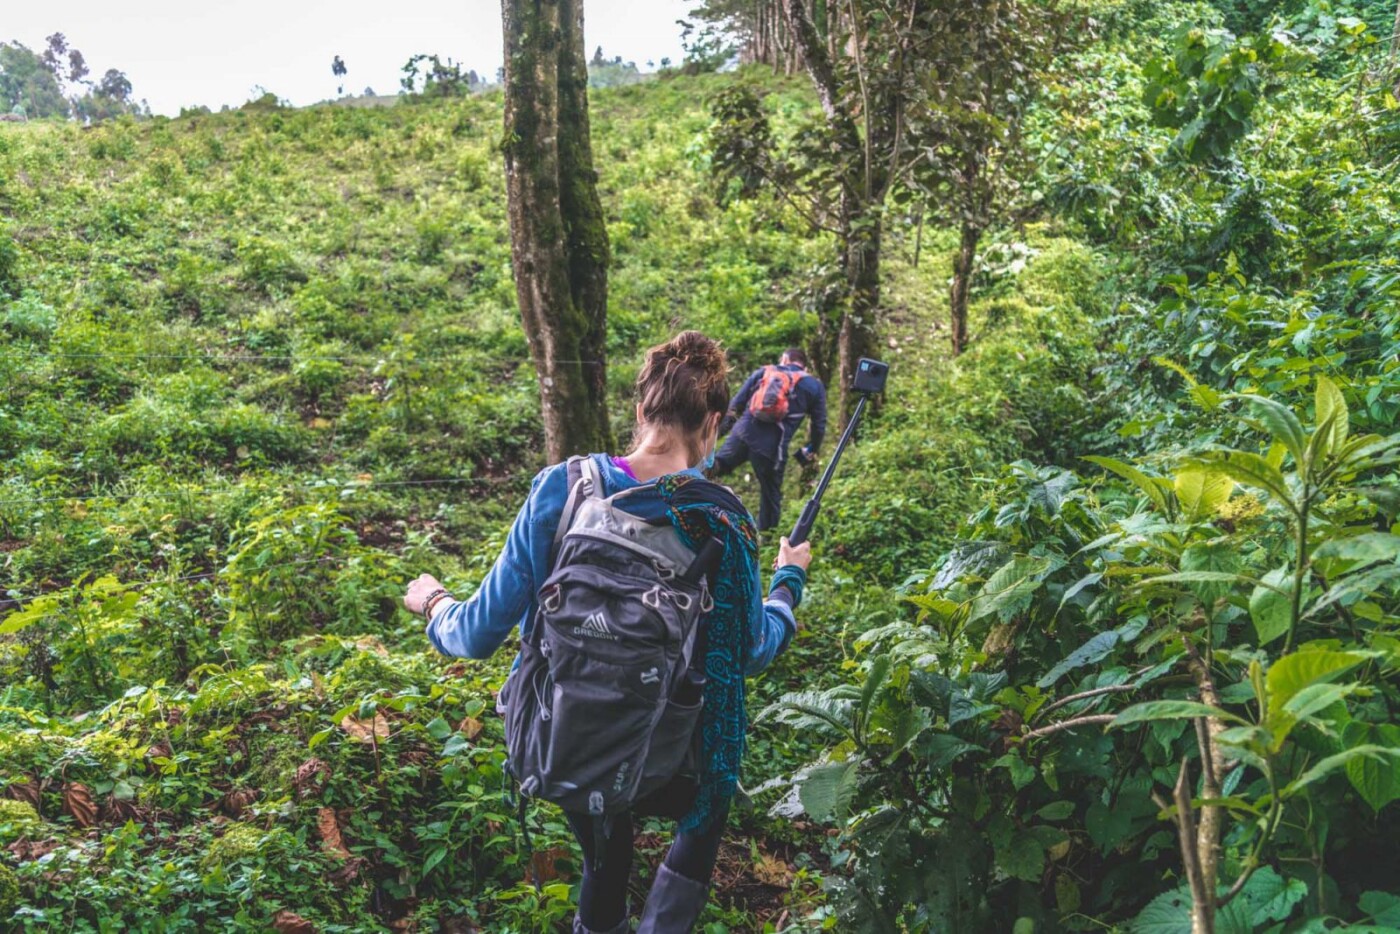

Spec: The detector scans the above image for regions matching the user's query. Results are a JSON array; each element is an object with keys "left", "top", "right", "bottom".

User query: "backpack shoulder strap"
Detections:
[{"left": 551, "top": 455, "right": 597, "bottom": 559}]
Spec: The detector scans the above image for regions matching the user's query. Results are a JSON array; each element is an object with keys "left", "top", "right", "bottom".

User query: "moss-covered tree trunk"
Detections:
[
  {"left": 501, "top": 0, "right": 612, "bottom": 461},
  {"left": 948, "top": 220, "right": 981, "bottom": 357}
]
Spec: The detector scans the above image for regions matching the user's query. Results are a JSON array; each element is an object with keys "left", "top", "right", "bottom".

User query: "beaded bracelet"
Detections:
[{"left": 422, "top": 588, "right": 453, "bottom": 621}]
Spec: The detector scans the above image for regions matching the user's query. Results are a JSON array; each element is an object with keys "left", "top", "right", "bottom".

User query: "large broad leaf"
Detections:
[
  {"left": 1112, "top": 700, "right": 1247, "bottom": 728},
  {"left": 1215, "top": 866, "right": 1308, "bottom": 931},
  {"left": 1250, "top": 565, "right": 1293, "bottom": 646},
  {"left": 1312, "top": 532, "right": 1400, "bottom": 578},
  {"left": 1129, "top": 885, "right": 1192, "bottom": 934},
  {"left": 989, "top": 814, "right": 1047, "bottom": 882},
  {"left": 1130, "top": 868, "right": 1306, "bottom": 934},
  {"left": 1343, "top": 722, "right": 1400, "bottom": 811},
  {"left": 968, "top": 556, "right": 1052, "bottom": 624},
  {"left": 1037, "top": 630, "right": 1121, "bottom": 688},
  {"left": 1190, "top": 449, "right": 1293, "bottom": 509},
  {"left": 1359, "top": 891, "right": 1400, "bottom": 926},
  {"left": 1284, "top": 741, "right": 1400, "bottom": 801},
  {"left": 1175, "top": 466, "right": 1235, "bottom": 521},
  {"left": 1233, "top": 393, "right": 1307, "bottom": 466},
  {"left": 1266, "top": 681, "right": 1358, "bottom": 752},
  {"left": 1265, "top": 648, "right": 1366, "bottom": 717},
  {"left": 1085, "top": 455, "right": 1172, "bottom": 515},
  {"left": 1172, "top": 541, "right": 1248, "bottom": 607},
  {"left": 1314, "top": 373, "right": 1349, "bottom": 456},
  {"left": 799, "top": 759, "right": 859, "bottom": 823}
]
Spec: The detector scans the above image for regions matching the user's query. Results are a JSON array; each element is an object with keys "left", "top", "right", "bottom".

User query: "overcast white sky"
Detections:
[{"left": 5, "top": 0, "right": 695, "bottom": 116}]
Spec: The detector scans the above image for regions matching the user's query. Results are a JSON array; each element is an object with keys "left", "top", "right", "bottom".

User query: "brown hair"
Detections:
[{"left": 633, "top": 331, "right": 730, "bottom": 460}]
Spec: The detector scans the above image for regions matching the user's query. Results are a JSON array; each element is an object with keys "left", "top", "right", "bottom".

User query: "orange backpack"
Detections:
[{"left": 747, "top": 366, "right": 801, "bottom": 424}]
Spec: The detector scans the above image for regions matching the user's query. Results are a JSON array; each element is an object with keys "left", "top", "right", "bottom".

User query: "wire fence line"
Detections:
[
  {"left": 0, "top": 346, "right": 767, "bottom": 366},
  {"left": 0, "top": 472, "right": 537, "bottom": 510}
]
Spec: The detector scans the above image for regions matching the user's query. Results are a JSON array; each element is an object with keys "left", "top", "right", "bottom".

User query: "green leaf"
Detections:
[
  {"left": 1190, "top": 450, "right": 1293, "bottom": 511},
  {"left": 1129, "top": 885, "right": 1192, "bottom": 934},
  {"left": 1232, "top": 393, "right": 1307, "bottom": 466},
  {"left": 1284, "top": 741, "right": 1400, "bottom": 800},
  {"left": 1249, "top": 566, "right": 1293, "bottom": 646},
  {"left": 921, "top": 733, "right": 985, "bottom": 770},
  {"left": 1314, "top": 374, "right": 1349, "bottom": 455},
  {"left": 1266, "top": 678, "right": 1356, "bottom": 750},
  {"left": 1175, "top": 466, "right": 1234, "bottom": 520},
  {"left": 1218, "top": 867, "right": 1307, "bottom": 931},
  {"left": 968, "top": 556, "right": 1052, "bottom": 624},
  {"left": 1037, "top": 630, "right": 1121, "bottom": 688},
  {"left": 425, "top": 716, "right": 453, "bottom": 741},
  {"left": 799, "top": 759, "right": 859, "bottom": 823},
  {"left": 995, "top": 826, "right": 1046, "bottom": 882},
  {"left": 1359, "top": 891, "right": 1400, "bottom": 926},
  {"left": 1178, "top": 541, "right": 1246, "bottom": 607},
  {"left": 1036, "top": 800, "right": 1075, "bottom": 821},
  {"left": 859, "top": 655, "right": 893, "bottom": 722},
  {"left": 1265, "top": 648, "right": 1365, "bottom": 720},
  {"left": 1113, "top": 700, "right": 1247, "bottom": 728},
  {"left": 1343, "top": 722, "right": 1400, "bottom": 811},
  {"left": 0, "top": 597, "right": 59, "bottom": 636},
  {"left": 1085, "top": 455, "right": 1172, "bottom": 515},
  {"left": 1313, "top": 532, "right": 1400, "bottom": 577}
]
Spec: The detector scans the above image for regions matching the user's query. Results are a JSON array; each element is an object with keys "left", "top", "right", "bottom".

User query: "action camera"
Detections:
[{"left": 852, "top": 358, "right": 888, "bottom": 395}]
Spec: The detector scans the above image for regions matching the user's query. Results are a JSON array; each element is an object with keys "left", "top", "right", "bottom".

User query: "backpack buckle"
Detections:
[
  {"left": 671, "top": 591, "right": 692, "bottom": 612},
  {"left": 642, "top": 585, "right": 663, "bottom": 609},
  {"left": 541, "top": 584, "right": 562, "bottom": 614}
]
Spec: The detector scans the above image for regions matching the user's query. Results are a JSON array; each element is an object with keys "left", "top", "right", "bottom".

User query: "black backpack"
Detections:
[{"left": 501, "top": 456, "right": 721, "bottom": 860}]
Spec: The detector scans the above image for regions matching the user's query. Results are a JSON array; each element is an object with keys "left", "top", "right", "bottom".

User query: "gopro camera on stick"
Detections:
[{"left": 787, "top": 358, "right": 888, "bottom": 547}]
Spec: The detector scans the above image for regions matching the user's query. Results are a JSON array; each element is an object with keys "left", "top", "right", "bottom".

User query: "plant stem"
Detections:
[{"left": 1284, "top": 491, "right": 1311, "bottom": 654}]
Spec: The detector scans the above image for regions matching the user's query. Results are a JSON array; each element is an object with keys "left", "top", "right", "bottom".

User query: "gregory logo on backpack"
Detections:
[
  {"left": 748, "top": 365, "right": 801, "bottom": 424},
  {"left": 574, "top": 610, "right": 619, "bottom": 641}
]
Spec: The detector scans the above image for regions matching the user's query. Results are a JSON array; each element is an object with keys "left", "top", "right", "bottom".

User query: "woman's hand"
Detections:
[
  {"left": 774, "top": 537, "right": 812, "bottom": 572},
  {"left": 403, "top": 573, "right": 446, "bottom": 615}
]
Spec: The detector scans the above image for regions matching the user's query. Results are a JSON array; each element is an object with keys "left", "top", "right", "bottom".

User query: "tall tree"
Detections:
[
  {"left": 909, "top": 0, "right": 1075, "bottom": 355},
  {"left": 781, "top": 0, "right": 918, "bottom": 420},
  {"left": 501, "top": 0, "right": 613, "bottom": 460},
  {"left": 0, "top": 42, "right": 70, "bottom": 118}
]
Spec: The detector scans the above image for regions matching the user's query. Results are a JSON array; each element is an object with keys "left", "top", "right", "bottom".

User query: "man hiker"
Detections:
[{"left": 710, "top": 347, "right": 827, "bottom": 531}]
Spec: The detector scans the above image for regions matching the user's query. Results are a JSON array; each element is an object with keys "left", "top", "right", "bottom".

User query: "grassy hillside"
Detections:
[{"left": 0, "top": 68, "right": 1111, "bottom": 931}]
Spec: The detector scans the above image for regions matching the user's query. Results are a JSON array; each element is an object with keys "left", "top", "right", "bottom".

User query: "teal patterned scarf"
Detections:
[{"left": 655, "top": 473, "right": 758, "bottom": 832}]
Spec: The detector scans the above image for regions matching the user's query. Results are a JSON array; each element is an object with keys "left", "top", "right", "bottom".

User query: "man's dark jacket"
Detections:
[{"left": 727, "top": 364, "right": 827, "bottom": 465}]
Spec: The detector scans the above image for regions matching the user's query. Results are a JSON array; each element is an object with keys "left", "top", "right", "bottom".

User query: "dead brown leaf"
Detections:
[
  {"left": 353, "top": 636, "right": 390, "bottom": 657},
  {"left": 528, "top": 846, "right": 570, "bottom": 885},
  {"left": 7, "top": 779, "right": 41, "bottom": 815},
  {"left": 457, "top": 716, "right": 483, "bottom": 740},
  {"left": 317, "top": 807, "right": 351, "bottom": 859},
  {"left": 294, "top": 758, "right": 331, "bottom": 798},
  {"left": 339, "top": 712, "right": 390, "bottom": 743},
  {"left": 272, "top": 910, "right": 317, "bottom": 934},
  {"left": 220, "top": 788, "right": 260, "bottom": 818},
  {"left": 7, "top": 838, "right": 60, "bottom": 861},
  {"left": 62, "top": 782, "right": 97, "bottom": 828},
  {"left": 753, "top": 852, "right": 792, "bottom": 887}
]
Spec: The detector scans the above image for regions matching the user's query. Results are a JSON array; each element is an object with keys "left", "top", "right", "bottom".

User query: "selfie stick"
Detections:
[{"left": 788, "top": 395, "right": 868, "bottom": 546}]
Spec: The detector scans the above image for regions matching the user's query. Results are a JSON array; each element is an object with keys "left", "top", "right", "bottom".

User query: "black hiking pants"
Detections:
[
  {"left": 564, "top": 802, "right": 729, "bottom": 931},
  {"left": 712, "top": 431, "right": 785, "bottom": 532}
]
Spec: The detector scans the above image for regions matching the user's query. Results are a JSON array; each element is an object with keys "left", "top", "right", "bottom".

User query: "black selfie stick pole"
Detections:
[{"left": 788, "top": 393, "right": 869, "bottom": 547}]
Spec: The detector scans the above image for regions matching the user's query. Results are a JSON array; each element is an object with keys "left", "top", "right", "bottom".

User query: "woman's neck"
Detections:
[{"left": 625, "top": 430, "right": 696, "bottom": 482}]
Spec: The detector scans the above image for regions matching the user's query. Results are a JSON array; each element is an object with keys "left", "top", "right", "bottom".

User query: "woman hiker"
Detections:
[{"left": 403, "top": 331, "right": 813, "bottom": 933}]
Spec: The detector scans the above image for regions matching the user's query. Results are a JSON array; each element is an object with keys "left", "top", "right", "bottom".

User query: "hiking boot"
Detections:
[{"left": 636, "top": 863, "right": 710, "bottom": 933}]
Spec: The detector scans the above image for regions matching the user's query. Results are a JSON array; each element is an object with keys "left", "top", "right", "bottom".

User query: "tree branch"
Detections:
[
  {"left": 1018, "top": 713, "right": 1116, "bottom": 742},
  {"left": 1032, "top": 683, "right": 1137, "bottom": 723}
]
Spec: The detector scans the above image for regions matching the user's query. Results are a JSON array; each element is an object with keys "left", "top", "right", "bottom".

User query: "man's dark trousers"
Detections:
[{"left": 713, "top": 427, "right": 785, "bottom": 531}]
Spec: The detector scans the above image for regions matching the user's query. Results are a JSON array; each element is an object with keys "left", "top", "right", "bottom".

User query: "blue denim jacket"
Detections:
[{"left": 426, "top": 454, "right": 798, "bottom": 672}]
